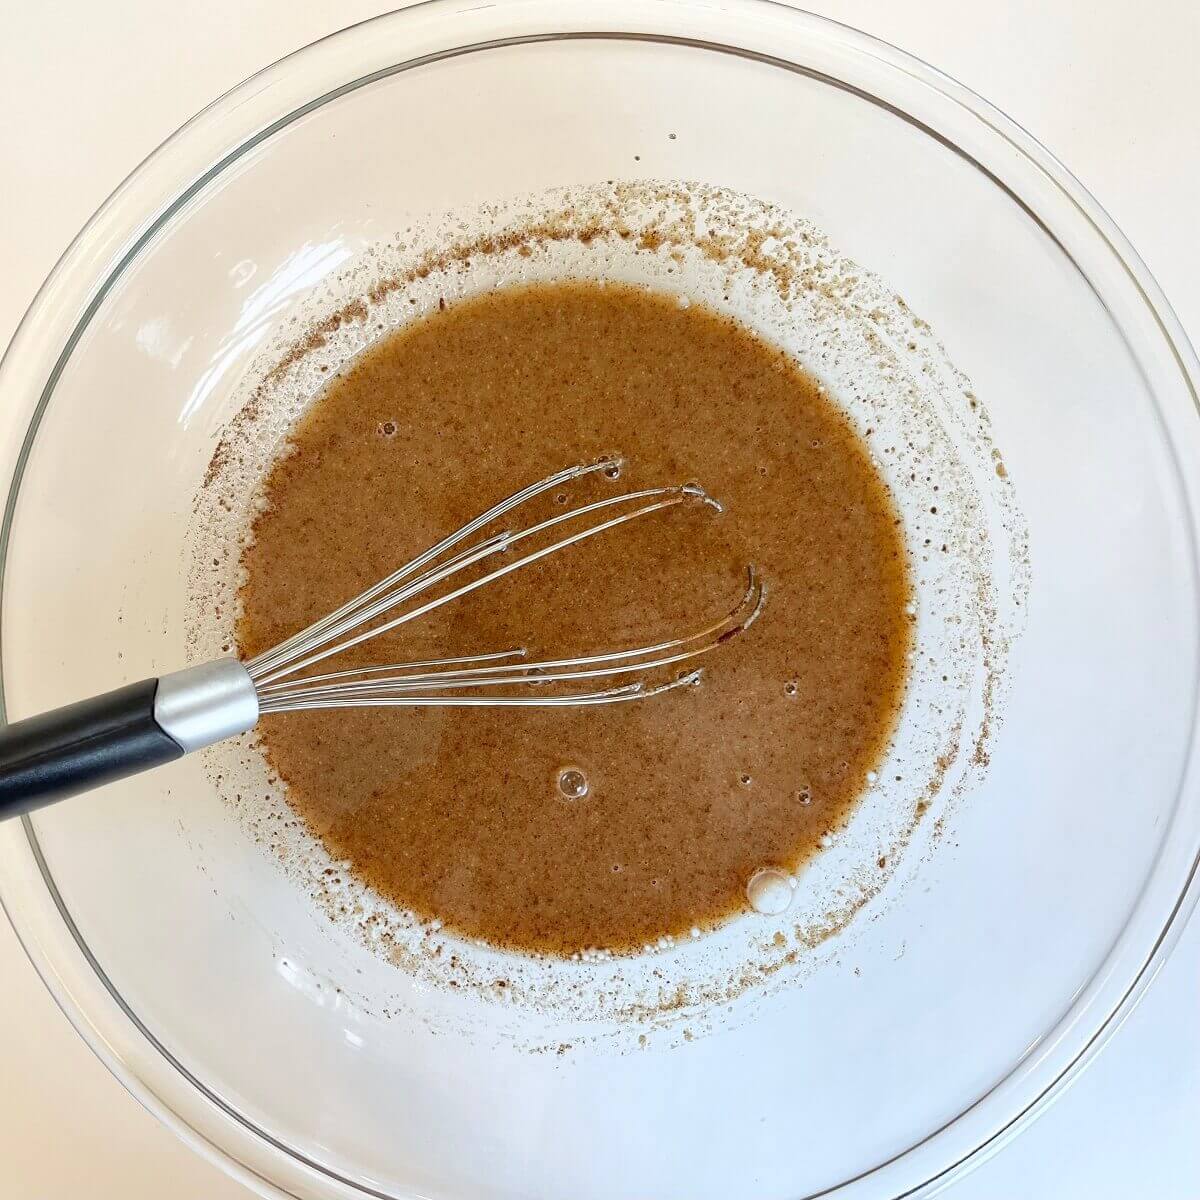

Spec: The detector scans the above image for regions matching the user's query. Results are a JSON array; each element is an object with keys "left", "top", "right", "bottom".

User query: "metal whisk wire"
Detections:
[
  {"left": 248, "top": 459, "right": 615, "bottom": 681},
  {"left": 249, "top": 457, "right": 765, "bottom": 712}
]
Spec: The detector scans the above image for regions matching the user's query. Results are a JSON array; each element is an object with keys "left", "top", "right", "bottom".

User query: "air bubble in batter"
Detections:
[
  {"left": 747, "top": 868, "right": 793, "bottom": 915},
  {"left": 557, "top": 766, "right": 589, "bottom": 800}
]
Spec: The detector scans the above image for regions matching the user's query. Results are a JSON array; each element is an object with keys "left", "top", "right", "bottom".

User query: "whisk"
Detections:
[{"left": 0, "top": 457, "right": 764, "bottom": 818}]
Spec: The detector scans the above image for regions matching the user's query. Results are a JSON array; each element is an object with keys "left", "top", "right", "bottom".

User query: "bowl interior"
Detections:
[{"left": 3, "top": 17, "right": 1199, "bottom": 1200}]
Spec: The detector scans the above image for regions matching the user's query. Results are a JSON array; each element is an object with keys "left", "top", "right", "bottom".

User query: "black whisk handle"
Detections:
[
  {"left": 0, "top": 679, "right": 183, "bottom": 818},
  {"left": 0, "top": 660, "right": 259, "bottom": 819}
]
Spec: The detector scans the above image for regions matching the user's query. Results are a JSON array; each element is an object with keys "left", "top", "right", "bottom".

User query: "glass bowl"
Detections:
[{"left": 1, "top": 2, "right": 1198, "bottom": 1198}]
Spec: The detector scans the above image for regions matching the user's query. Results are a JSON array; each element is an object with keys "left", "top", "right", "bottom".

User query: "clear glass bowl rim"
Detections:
[{"left": 0, "top": 2, "right": 1198, "bottom": 1198}]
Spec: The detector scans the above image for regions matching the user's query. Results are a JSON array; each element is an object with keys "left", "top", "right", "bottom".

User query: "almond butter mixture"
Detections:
[{"left": 238, "top": 281, "right": 910, "bottom": 955}]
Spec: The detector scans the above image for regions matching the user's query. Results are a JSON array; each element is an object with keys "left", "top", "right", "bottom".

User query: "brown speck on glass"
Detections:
[{"left": 238, "top": 281, "right": 911, "bottom": 955}]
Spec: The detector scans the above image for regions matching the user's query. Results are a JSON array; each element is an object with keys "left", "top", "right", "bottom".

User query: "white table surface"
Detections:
[{"left": 2, "top": 1, "right": 1197, "bottom": 1196}]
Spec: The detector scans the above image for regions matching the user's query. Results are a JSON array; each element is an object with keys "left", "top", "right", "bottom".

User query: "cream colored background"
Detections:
[{"left": 1, "top": 1, "right": 1198, "bottom": 1196}]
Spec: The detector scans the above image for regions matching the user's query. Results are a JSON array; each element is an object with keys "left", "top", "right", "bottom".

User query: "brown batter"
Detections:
[{"left": 238, "top": 281, "right": 911, "bottom": 955}]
